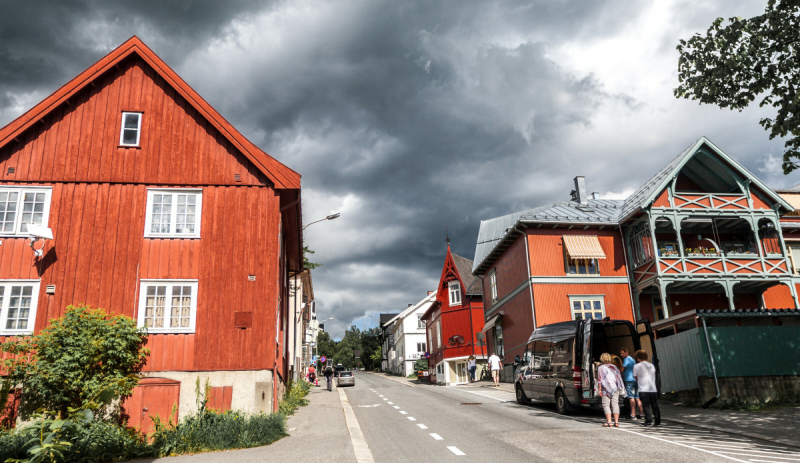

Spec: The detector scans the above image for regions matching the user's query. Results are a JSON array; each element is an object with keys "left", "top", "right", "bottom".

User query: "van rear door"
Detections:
[{"left": 636, "top": 319, "right": 660, "bottom": 392}]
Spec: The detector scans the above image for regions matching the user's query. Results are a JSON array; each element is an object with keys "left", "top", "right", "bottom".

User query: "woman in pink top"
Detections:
[{"left": 597, "top": 353, "right": 626, "bottom": 427}]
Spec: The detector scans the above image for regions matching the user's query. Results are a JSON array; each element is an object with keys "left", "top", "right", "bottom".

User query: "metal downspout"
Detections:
[
  {"left": 701, "top": 318, "right": 721, "bottom": 409},
  {"left": 515, "top": 224, "right": 536, "bottom": 330},
  {"left": 619, "top": 225, "right": 638, "bottom": 321}
]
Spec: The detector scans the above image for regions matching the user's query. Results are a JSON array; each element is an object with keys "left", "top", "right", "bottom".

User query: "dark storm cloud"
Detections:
[{"left": 2, "top": 0, "right": 798, "bottom": 338}]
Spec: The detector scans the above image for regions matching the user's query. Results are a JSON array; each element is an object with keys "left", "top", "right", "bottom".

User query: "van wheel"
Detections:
[
  {"left": 555, "top": 389, "right": 569, "bottom": 414},
  {"left": 515, "top": 384, "right": 529, "bottom": 405}
]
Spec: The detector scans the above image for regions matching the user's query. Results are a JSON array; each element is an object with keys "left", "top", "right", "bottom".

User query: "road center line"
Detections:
[
  {"left": 447, "top": 446, "right": 466, "bottom": 456},
  {"left": 337, "top": 387, "right": 375, "bottom": 463},
  {"left": 393, "top": 406, "right": 400, "bottom": 409},
  {"left": 417, "top": 424, "right": 428, "bottom": 429},
  {"left": 400, "top": 411, "right": 407, "bottom": 414},
  {"left": 407, "top": 417, "right": 416, "bottom": 421},
  {"left": 430, "top": 433, "right": 443, "bottom": 441}
]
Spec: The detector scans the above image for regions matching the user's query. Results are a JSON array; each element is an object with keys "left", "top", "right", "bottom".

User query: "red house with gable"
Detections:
[
  {"left": 0, "top": 37, "right": 303, "bottom": 431},
  {"left": 421, "top": 240, "right": 484, "bottom": 385}
]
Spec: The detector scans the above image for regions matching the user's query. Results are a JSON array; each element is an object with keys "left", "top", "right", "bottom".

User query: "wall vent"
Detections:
[
  {"left": 248, "top": 275, "right": 256, "bottom": 281},
  {"left": 45, "top": 284, "right": 56, "bottom": 294},
  {"left": 234, "top": 174, "right": 242, "bottom": 182},
  {"left": 7, "top": 167, "right": 15, "bottom": 175}
]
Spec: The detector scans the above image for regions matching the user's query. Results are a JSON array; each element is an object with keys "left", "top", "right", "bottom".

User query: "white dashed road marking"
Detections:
[
  {"left": 417, "top": 424, "right": 428, "bottom": 429},
  {"left": 430, "top": 433, "right": 443, "bottom": 441},
  {"left": 400, "top": 411, "right": 407, "bottom": 415},
  {"left": 407, "top": 417, "right": 416, "bottom": 421},
  {"left": 447, "top": 446, "right": 465, "bottom": 456},
  {"left": 387, "top": 402, "right": 393, "bottom": 404},
  {"left": 393, "top": 406, "right": 400, "bottom": 409}
]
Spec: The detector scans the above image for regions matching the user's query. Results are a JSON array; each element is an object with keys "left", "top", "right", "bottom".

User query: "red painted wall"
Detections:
[
  {"left": 0, "top": 55, "right": 289, "bottom": 373},
  {"left": 527, "top": 228, "right": 628, "bottom": 277}
]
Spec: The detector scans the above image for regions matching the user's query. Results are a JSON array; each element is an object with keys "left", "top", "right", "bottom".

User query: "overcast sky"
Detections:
[{"left": 3, "top": 0, "right": 799, "bottom": 339}]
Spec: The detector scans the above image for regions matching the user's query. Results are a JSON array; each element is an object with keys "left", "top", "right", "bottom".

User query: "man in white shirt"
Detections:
[
  {"left": 488, "top": 352, "right": 502, "bottom": 387},
  {"left": 633, "top": 350, "right": 660, "bottom": 427}
]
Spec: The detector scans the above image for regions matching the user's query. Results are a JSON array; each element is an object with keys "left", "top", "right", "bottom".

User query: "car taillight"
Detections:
[{"left": 573, "top": 366, "right": 582, "bottom": 389}]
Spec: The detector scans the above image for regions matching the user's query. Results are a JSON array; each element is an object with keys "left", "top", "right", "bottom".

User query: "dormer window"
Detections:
[
  {"left": 120, "top": 112, "right": 142, "bottom": 146},
  {"left": 448, "top": 280, "right": 461, "bottom": 306}
]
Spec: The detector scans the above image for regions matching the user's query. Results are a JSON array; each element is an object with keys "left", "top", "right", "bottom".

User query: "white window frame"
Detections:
[
  {"left": 417, "top": 314, "right": 425, "bottom": 329},
  {"left": 137, "top": 279, "right": 199, "bottom": 334},
  {"left": 144, "top": 189, "right": 203, "bottom": 238},
  {"left": 448, "top": 280, "right": 461, "bottom": 306},
  {"left": 119, "top": 112, "right": 143, "bottom": 147},
  {"left": 489, "top": 271, "right": 498, "bottom": 304},
  {"left": 569, "top": 295, "right": 606, "bottom": 321},
  {"left": 0, "top": 280, "right": 40, "bottom": 335},
  {"left": 0, "top": 187, "right": 52, "bottom": 237},
  {"left": 417, "top": 342, "right": 426, "bottom": 353}
]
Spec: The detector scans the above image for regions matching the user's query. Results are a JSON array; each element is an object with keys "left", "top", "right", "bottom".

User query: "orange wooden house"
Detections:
[
  {"left": 421, "top": 241, "right": 484, "bottom": 385},
  {"left": 0, "top": 37, "right": 303, "bottom": 431},
  {"left": 472, "top": 137, "right": 797, "bottom": 380}
]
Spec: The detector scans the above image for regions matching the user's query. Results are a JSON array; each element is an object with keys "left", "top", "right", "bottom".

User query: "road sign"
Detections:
[
  {"left": 312, "top": 355, "right": 317, "bottom": 363},
  {"left": 320, "top": 356, "right": 327, "bottom": 363}
]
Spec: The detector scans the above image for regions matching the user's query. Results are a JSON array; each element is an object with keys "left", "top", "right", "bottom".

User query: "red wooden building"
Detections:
[
  {"left": 472, "top": 137, "right": 797, "bottom": 380},
  {"left": 421, "top": 241, "right": 484, "bottom": 385},
  {"left": 0, "top": 37, "right": 303, "bottom": 431}
]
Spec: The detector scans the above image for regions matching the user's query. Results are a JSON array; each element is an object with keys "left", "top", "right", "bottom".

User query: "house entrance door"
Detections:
[{"left": 455, "top": 361, "right": 468, "bottom": 384}]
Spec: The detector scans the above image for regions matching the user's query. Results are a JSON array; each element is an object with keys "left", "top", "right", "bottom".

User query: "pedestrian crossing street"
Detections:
[{"left": 453, "top": 386, "right": 800, "bottom": 463}]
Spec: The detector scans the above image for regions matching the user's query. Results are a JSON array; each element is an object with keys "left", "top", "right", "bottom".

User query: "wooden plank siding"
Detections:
[
  {"left": 0, "top": 54, "right": 287, "bottom": 373},
  {"left": 528, "top": 228, "right": 628, "bottom": 277}
]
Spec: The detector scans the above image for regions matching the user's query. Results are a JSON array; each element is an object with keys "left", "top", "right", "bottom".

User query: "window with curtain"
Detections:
[
  {"left": 144, "top": 189, "right": 202, "bottom": 238},
  {"left": 138, "top": 280, "right": 198, "bottom": 333}
]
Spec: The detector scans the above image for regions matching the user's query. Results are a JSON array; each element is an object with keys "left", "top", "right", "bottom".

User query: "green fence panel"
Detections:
[
  {"left": 654, "top": 328, "right": 706, "bottom": 392},
  {"left": 699, "top": 326, "right": 800, "bottom": 377}
]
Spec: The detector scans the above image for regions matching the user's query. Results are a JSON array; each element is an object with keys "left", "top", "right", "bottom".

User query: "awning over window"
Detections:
[
  {"left": 563, "top": 235, "right": 606, "bottom": 259},
  {"left": 481, "top": 313, "right": 502, "bottom": 332},
  {"left": 779, "top": 193, "right": 800, "bottom": 211}
]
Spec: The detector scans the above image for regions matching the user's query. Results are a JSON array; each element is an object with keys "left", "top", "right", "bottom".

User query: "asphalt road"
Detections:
[{"left": 347, "top": 373, "right": 800, "bottom": 463}]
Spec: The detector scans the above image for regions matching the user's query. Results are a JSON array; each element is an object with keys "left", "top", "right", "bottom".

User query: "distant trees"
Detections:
[{"left": 319, "top": 325, "right": 382, "bottom": 370}]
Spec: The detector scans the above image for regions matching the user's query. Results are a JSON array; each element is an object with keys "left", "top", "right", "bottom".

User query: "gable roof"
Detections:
[
  {"left": 620, "top": 136, "right": 791, "bottom": 220},
  {"left": 384, "top": 292, "right": 437, "bottom": 326},
  {"left": 473, "top": 136, "right": 793, "bottom": 274},
  {"left": 0, "top": 36, "right": 300, "bottom": 190},
  {"left": 451, "top": 253, "right": 482, "bottom": 295}
]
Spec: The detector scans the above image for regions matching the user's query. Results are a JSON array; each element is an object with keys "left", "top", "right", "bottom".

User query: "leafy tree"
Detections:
[
  {"left": 315, "top": 330, "right": 337, "bottom": 364},
  {"left": 675, "top": 0, "right": 800, "bottom": 173},
  {"left": 413, "top": 358, "right": 428, "bottom": 372},
  {"left": 333, "top": 326, "right": 362, "bottom": 369},
  {"left": 369, "top": 346, "right": 382, "bottom": 370},
  {"left": 303, "top": 246, "right": 321, "bottom": 270},
  {"left": 359, "top": 327, "right": 381, "bottom": 371},
  {"left": 0, "top": 305, "right": 149, "bottom": 418}
]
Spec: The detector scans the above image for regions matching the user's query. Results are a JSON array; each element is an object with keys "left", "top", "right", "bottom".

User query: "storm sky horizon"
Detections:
[{"left": 3, "top": 0, "right": 798, "bottom": 339}]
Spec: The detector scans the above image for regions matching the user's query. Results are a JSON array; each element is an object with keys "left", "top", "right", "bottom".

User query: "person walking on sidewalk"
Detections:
[
  {"left": 324, "top": 364, "right": 334, "bottom": 391},
  {"left": 620, "top": 347, "right": 643, "bottom": 420},
  {"left": 634, "top": 350, "right": 660, "bottom": 427},
  {"left": 488, "top": 352, "right": 502, "bottom": 387},
  {"left": 468, "top": 355, "right": 477, "bottom": 382},
  {"left": 598, "top": 353, "right": 626, "bottom": 427}
]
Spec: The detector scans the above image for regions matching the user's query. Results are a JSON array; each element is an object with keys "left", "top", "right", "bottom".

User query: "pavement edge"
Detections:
[{"left": 338, "top": 387, "right": 376, "bottom": 463}]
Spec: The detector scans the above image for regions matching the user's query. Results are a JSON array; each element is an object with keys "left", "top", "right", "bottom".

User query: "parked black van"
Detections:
[{"left": 513, "top": 318, "right": 658, "bottom": 414}]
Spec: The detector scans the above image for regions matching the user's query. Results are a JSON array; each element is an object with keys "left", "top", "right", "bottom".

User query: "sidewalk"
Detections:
[
  {"left": 128, "top": 382, "right": 355, "bottom": 462},
  {"left": 460, "top": 380, "right": 800, "bottom": 449}
]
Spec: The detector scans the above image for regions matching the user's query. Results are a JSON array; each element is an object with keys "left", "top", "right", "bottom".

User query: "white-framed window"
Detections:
[
  {"left": 448, "top": 280, "right": 461, "bottom": 306},
  {"left": 0, "top": 280, "right": 40, "bottom": 335},
  {"left": 0, "top": 187, "right": 52, "bottom": 236},
  {"left": 137, "top": 280, "right": 198, "bottom": 333},
  {"left": 144, "top": 189, "right": 202, "bottom": 238},
  {"left": 119, "top": 112, "right": 142, "bottom": 146},
  {"left": 489, "top": 271, "right": 498, "bottom": 304},
  {"left": 417, "top": 342, "right": 426, "bottom": 353},
  {"left": 417, "top": 314, "right": 425, "bottom": 329},
  {"left": 569, "top": 296, "right": 605, "bottom": 320}
]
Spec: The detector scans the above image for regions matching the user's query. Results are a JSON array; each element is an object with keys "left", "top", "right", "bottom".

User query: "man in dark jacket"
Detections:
[{"left": 324, "top": 365, "right": 334, "bottom": 391}]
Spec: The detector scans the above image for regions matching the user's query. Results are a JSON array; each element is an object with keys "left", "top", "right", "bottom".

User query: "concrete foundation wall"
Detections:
[
  {"left": 144, "top": 370, "right": 275, "bottom": 419},
  {"left": 698, "top": 375, "right": 800, "bottom": 408}
]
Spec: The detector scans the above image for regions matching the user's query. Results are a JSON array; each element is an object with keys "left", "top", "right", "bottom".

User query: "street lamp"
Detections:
[{"left": 303, "top": 213, "right": 341, "bottom": 230}]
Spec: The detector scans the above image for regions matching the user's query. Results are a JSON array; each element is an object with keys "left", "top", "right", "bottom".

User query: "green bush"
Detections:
[
  {"left": 151, "top": 410, "right": 286, "bottom": 456},
  {"left": 278, "top": 380, "right": 311, "bottom": 416}
]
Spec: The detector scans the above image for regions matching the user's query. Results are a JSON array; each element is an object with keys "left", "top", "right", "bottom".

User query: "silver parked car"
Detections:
[{"left": 336, "top": 371, "right": 355, "bottom": 387}]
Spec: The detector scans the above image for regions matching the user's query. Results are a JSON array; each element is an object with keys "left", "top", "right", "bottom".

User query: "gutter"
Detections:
[{"left": 701, "top": 318, "right": 721, "bottom": 409}]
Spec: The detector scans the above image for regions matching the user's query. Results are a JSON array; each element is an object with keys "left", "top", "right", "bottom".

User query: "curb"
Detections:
[
  {"left": 364, "top": 371, "right": 416, "bottom": 387},
  {"left": 662, "top": 416, "right": 800, "bottom": 450}
]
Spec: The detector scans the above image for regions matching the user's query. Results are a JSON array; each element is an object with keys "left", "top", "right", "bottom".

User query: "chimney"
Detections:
[
  {"left": 408, "top": 303, "right": 413, "bottom": 307},
  {"left": 427, "top": 291, "right": 434, "bottom": 295},
  {"left": 573, "top": 176, "right": 587, "bottom": 205},
  {"left": 591, "top": 192, "right": 599, "bottom": 200}
]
